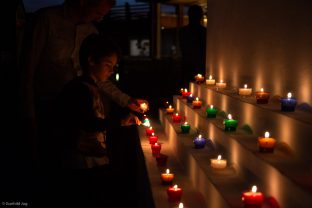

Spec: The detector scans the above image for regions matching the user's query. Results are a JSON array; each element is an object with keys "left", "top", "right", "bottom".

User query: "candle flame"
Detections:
[
  {"left": 244, "top": 84, "right": 247, "bottom": 89},
  {"left": 178, "top": 203, "right": 184, "bottom": 208},
  {"left": 184, "top": 88, "right": 188, "bottom": 92},
  {"left": 217, "top": 155, "right": 222, "bottom": 160},
  {"left": 198, "top": 134, "right": 202, "bottom": 138},
  {"left": 149, "top": 127, "right": 152, "bottom": 130},
  {"left": 252, "top": 185, "right": 257, "bottom": 193},
  {"left": 176, "top": 113, "right": 179, "bottom": 116},
  {"left": 169, "top": 105, "right": 172, "bottom": 109},
  {"left": 210, "top": 105, "right": 213, "bottom": 109},
  {"left": 220, "top": 80, "right": 223, "bottom": 83},
  {"left": 265, "top": 131, "right": 270, "bottom": 138},
  {"left": 173, "top": 185, "right": 178, "bottom": 189},
  {"left": 197, "top": 74, "right": 202, "bottom": 77},
  {"left": 287, "top": 92, "right": 292, "bottom": 99},
  {"left": 228, "top": 114, "right": 232, "bottom": 120},
  {"left": 152, "top": 132, "right": 155, "bottom": 136},
  {"left": 190, "top": 94, "right": 193, "bottom": 97},
  {"left": 166, "top": 169, "right": 170, "bottom": 174},
  {"left": 261, "top": 88, "right": 264, "bottom": 92},
  {"left": 155, "top": 143, "right": 158, "bottom": 145},
  {"left": 196, "top": 97, "right": 199, "bottom": 101},
  {"left": 184, "top": 122, "right": 188, "bottom": 124},
  {"left": 209, "top": 75, "right": 212, "bottom": 79}
]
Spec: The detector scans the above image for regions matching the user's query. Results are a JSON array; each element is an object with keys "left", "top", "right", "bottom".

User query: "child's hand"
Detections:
[{"left": 121, "top": 113, "right": 142, "bottom": 126}]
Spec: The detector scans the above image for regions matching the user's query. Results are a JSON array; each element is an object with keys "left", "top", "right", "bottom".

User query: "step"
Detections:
[
  {"left": 168, "top": 96, "right": 312, "bottom": 207},
  {"left": 138, "top": 120, "right": 208, "bottom": 208},
  {"left": 189, "top": 82, "right": 312, "bottom": 165}
]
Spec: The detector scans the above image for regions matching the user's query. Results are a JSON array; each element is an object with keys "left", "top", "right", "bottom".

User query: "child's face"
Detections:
[{"left": 91, "top": 54, "right": 118, "bottom": 81}]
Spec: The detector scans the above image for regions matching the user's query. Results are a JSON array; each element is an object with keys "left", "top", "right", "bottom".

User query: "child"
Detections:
[{"left": 56, "top": 33, "right": 140, "bottom": 169}]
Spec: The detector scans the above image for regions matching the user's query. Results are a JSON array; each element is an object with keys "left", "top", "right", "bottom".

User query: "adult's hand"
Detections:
[
  {"left": 127, "top": 98, "right": 149, "bottom": 114},
  {"left": 121, "top": 113, "right": 142, "bottom": 126}
]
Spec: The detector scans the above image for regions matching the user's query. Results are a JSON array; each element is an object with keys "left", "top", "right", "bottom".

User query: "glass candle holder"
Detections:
[
  {"left": 206, "top": 105, "right": 218, "bottom": 118},
  {"left": 255, "top": 88, "right": 270, "bottom": 104},
  {"left": 193, "top": 134, "right": 206, "bottom": 149},
  {"left": 206, "top": 75, "right": 216, "bottom": 85},
  {"left": 224, "top": 114, "right": 238, "bottom": 132},
  {"left": 167, "top": 185, "right": 183, "bottom": 203},
  {"left": 195, "top": 73, "right": 205, "bottom": 84},
  {"left": 156, "top": 154, "right": 168, "bottom": 167},
  {"left": 161, "top": 168, "right": 174, "bottom": 185},
  {"left": 172, "top": 113, "right": 182, "bottom": 123},
  {"left": 182, "top": 89, "right": 191, "bottom": 98},
  {"left": 192, "top": 97, "right": 202, "bottom": 108},
  {"left": 149, "top": 133, "right": 158, "bottom": 144},
  {"left": 280, "top": 92, "right": 297, "bottom": 112},
  {"left": 258, "top": 131, "right": 276, "bottom": 153},
  {"left": 216, "top": 80, "right": 227, "bottom": 88},
  {"left": 242, "top": 186, "right": 264, "bottom": 208},
  {"left": 210, "top": 155, "right": 227, "bottom": 169},
  {"left": 186, "top": 94, "right": 195, "bottom": 103},
  {"left": 151, "top": 143, "right": 161, "bottom": 156},
  {"left": 239, "top": 84, "right": 252, "bottom": 96},
  {"left": 166, "top": 105, "right": 174, "bottom": 114},
  {"left": 180, "top": 122, "right": 190, "bottom": 133},
  {"left": 146, "top": 126, "right": 154, "bottom": 136}
]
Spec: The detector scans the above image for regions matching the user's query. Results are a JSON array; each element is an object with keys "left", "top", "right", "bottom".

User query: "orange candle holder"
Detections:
[
  {"left": 258, "top": 131, "right": 276, "bottom": 153},
  {"left": 192, "top": 97, "right": 202, "bottom": 108},
  {"left": 195, "top": 74, "right": 205, "bottom": 84},
  {"left": 166, "top": 105, "right": 174, "bottom": 114},
  {"left": 161, "top": 168, "right": 174, "bottom": 185}
]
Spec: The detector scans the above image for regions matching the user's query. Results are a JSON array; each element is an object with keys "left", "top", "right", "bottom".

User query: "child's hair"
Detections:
[{"left": 79, "top": 33, "right": 121, "bottom": 72}]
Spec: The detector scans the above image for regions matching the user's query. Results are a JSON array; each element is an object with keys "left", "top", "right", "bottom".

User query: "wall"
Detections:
[{"left": 206, "top": 0, "right": 312, "bottom": 105}]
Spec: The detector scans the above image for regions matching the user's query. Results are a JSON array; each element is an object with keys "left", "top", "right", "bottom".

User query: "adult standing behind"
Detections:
[
  {"left": 179, "top": 4, "right": 206, "bottom": 88},
  {"left": 21, "top": 0, "right": 148, "bottom": 167}
]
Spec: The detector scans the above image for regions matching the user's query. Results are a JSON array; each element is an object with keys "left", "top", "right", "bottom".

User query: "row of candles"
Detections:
[
  {"left": 143, "top": 116, "right": 185, "bottom": 206},
  {"left": 194, "top": 74, "right": 297, "bottom": 111},
  {"left": 158, "top": 87, "right": 278, "bottom": 207}
]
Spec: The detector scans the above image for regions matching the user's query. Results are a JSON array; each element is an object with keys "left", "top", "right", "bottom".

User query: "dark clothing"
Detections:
[
  {"left": 56, "top": 75, "right": 110, "bottom": 169},
  {"left": 179, "top": 24, "right": 206, "bottom": 87}
]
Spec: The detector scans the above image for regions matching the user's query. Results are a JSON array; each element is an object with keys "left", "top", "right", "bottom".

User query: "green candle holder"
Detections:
[
  {"left": 181, "top": 123, "right": 191, "bottom": 133},
  {"left": 206, "top": 106, "right": 218, "bottom": 118},
  {"left": 224, "top": 119, "right": 238, "bottom": 131}
]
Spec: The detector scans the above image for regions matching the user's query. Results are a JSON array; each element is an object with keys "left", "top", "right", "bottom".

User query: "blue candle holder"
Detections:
[
  {"left": 280, "top": 93, "right": 297, "bottom": 112},
  {"left": 187, "top": 94, "right": 195, "bottom": 103},
  {"left": 193, "top": 135, "right": 206, "bottom": 149}
]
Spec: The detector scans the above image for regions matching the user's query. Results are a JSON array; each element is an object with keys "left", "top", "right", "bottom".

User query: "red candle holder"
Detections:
[
  {"left": 172, "top": 113, "right": 182, "bottom": 123},
  {"left": 156, "top": 154, "right": 168, "bottom": 167},
  {"left": 181, "top": 90, "right": 191, "bottom": 98},
  {"left": 242, "top": 186, "right": 264, "bottom": 208},
  {"left": 151, "top": 143, "right": 162, "bottom": 156},
  {"left": 167, "top": 184, "right": 183, "bottom": 203},
  {"left": 146, "top": 127, "right": 155, "bottom": 136},
  {"left": 149, "top": 133, "right": 158, "bottom": 144}
]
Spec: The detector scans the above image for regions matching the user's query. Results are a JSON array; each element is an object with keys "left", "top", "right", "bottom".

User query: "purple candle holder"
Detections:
[{"left": 193, "top": 134, "right": 206, "bottom": 149}]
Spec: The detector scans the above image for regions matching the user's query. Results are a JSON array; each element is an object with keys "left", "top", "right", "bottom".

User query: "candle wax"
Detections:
[
  {"left": 206, "top": 107, "right": 218, "bottom": 118},
  {"left": 258, "top": 137, "right": 276, "bottom": 153},
  {"left": 161, "top": 169, "right": 174, "bottom": 185},
  {"left": 167, "top": 185, "right": 183, "bottom": 202},
  {"left": 224, "top": 119, "right": 238, "bottom": 131},
  {"left": 181, "top": 123, "right": 191, "bottom": 133},
  {"left": 149, "top": 134, "right": 158, "bottom": 144},
  {"left": 210, "top": 156, "right": 227, "bottom": 169}
]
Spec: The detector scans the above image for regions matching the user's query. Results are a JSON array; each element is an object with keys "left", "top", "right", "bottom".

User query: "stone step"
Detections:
[
  {"left": 138, "top": 120, "right": 208, "bottom": 208},
  {"left": 166, "top": 95, "right": 312, "bottom": 208},
  {"left": 188, "top": 82, "right": 312, "bottom": 165}
]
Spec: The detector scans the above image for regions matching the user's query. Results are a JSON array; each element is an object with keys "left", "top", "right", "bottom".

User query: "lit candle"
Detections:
[
  {"left": 242, "top": 185, "right": 264, "bottom": 207},
  {"left": 224, "top": 114, "right": 238, "bottom": 132},
  {"left": 178, "top": 203, "right": 184, "bottom": 208},
  {"left": 142, "top": 117, "right": 151, "bottom": 127},
  {"left": 166, "top": 105, "right": 175, "bottom": 114},
  {"left": 195, "top": 73, "right": 205, "bottom": 83},
  {"left": 280, "top": 92, "right": 297, "bottom": 112},
  {"left": 186, "top": 93, "right": 195, "bottom": 103},
  {"left": 206, "top": 105, "right": 218, "bottom": 118},
  {"left": 161, "top": 168, "right": 174, "bottom": 185},
  {"left": 149, "top": 133, "right": 159, "bottom": 144},
  {"left": 181, "top": 122, "right": 191, "bottom": 133},
  {"left": 206, "top": 75, "right": 216, "bottom": 85},
  {"left": 167, "top": 184, "right": 183, "bottom": 202},
  {"left": 255, "top": 88, "right": 270, "bottom": 104},
  {"left": 146, "top": 126, "right": 155, "bottom": 136},
  {"left": 140, "top": 103, "right": 148, "bottom": 112},
  {"left": 193, "top": 134, "right": 206, "bottom": 149},
  {"left": 182, "top": 88, "right": 191, "bottom": 98},
  {"left": 192, "top": 97, "right": 202, "bottom": 108},
  {"left": 239, "top": 84, "right": 252, "bottom": 96},
  {"left": 258, "top": 131, "right": 276, "bottom": 153},
  {"left": 151, "top": 142, "right": 161, "bottom": 156},
  {"left": 156, "top": 153, "right": 168, "bottom": 167},
  {"left": 210, "top": 155, "right": 227, "bottom": 169},
  {"left": 216, "top": 80, "right": 227, "bottom": 88},
  {"left": 172, "top": 113, "right": 182, "bottom": 123}
]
